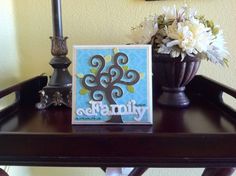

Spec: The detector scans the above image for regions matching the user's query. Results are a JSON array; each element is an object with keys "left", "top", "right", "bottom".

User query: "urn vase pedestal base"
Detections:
[
  {"left": 157, "top": 86, "right": 189, "bottom": 108},
  {"left": 153, "top": 54, "right": 201, "bottom": 108}
]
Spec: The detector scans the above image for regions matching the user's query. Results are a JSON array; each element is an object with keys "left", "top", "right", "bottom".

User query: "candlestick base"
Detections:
[{"left": 36, "top": 36, "right": 72, "bottom": 110}]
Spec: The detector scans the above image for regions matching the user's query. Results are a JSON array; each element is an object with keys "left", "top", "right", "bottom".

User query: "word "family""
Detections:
[{"left": 76, "top": 100, "right": 148, "bottom": 121}]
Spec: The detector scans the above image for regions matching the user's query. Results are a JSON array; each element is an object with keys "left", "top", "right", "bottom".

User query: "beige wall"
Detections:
[
  {"left": 13, "top": 0, "right": 236, "bottom": 88},
  {"left": 1, "top": 0, "right": 236, "bottom": 175},
  {"left": 0, "top": 0, "right": 19, "bottom": 109},
  {"left": 0, "top": 0, "right": 19, "bottom": 86}
]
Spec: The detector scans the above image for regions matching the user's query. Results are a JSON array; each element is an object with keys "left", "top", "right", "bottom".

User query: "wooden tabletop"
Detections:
[{"left": 0, "top": 76, "right": 235, "bottom": 167}]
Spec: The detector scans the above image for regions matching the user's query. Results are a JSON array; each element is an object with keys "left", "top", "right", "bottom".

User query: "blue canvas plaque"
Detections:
[{"left": 72, "top": 45, "right": 152, "bottom": 124}]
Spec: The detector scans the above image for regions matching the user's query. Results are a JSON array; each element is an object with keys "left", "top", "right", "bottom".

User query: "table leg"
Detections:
[
  {"left": 101, "top": 167, "right": 106, "bottom": 172},
  {"left": 101, "top": 167, "right": 148, "bottom": 176},
  {"left": 128, "top": 167, "right": 148, "bottom": 176},
  {"left": 0, "top": 168, "right": 9, "bottom": 176},
  {"left": 202, "top": 168, "right": 235, "bottom": 176}
]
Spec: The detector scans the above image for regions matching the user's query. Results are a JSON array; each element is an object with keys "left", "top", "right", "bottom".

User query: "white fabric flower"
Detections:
[
  {"left": 162, "top": 5, "right": 197, "bottom": 22},
  {"left": 162, "top": 5, "right": 178, "bottom": 21},
  {"left": 130, "top": 5, "right": 229, "bottom": 66},
  {"left": 131, "top": 16, "right": 158, "bottom": 44},
  {"left": 162, "top": 19, "right": 213, "bottom": 57},
  {"left": 206, "top": 30, "right": 229, "bottom": 65}
]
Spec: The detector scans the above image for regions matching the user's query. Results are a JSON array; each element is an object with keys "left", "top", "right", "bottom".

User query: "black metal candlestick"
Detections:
[
  {"left": 52, "top": 0, "right": 63, "bottom": 37},
  {"left": 36, "top": 0, "right": 72, "bottom": 109}
]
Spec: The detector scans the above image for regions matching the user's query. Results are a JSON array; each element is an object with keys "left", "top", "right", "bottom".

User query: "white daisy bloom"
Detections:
[
  {"left": 130, "top": 5, "right": 229, "bottom": 66},
  {"left": 131, "top": 16, "right": 158, "bottom": 44}
]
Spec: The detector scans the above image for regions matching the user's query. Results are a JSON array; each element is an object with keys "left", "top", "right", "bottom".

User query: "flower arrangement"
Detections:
[{"left": 131, "top": 5, "right": 229, "bottom": 66}]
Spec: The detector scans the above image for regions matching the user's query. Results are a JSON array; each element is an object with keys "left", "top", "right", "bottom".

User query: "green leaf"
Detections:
[
  {"left": 139, "top": 72, "right": 144, "bottom": 79},
  {"left": 122, "top": 65, "right": 129, "bottom": 71},
  {"left": 76, "top": 73, "right": 84, "bottom": 78},
  {"left": 206, "top": 20, "right": 214, "bottom": 29},
  {"left": 113, "top": 48, "right": 119, "bottom": 54},
  {"left": 80, "top": 88, "right": 89, "bottom": 95},
  {"left": 212, "top": 27, "right": 219, "bottom": 35},
  {"left": 127, "top": 85, "right": 135, "bottom": 93},
  {"left": 157, "top": 15, "right": 164, "bottom": 24},
  {"left": 104, "top": 55, "right": 112, "bottom": 63},
  {"left": 90, "top": 68, "right": 98, "bottom": 75},
  {"left": 224, "top": 58, "right": 229, "bottom": 67}
]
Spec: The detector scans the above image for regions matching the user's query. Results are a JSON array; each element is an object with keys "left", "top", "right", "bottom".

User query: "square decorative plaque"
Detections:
[{"left": 72, "top": 45, "right": 152, "bottom": 124}]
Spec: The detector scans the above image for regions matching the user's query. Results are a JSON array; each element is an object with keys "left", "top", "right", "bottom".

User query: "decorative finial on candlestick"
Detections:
[{"left": 36, "top": 0, "right": 72, "bottom": 109}]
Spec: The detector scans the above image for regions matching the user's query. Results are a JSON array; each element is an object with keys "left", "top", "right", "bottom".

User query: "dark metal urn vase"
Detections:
[{"left": 153, "top": 54, "right": 201, "bottom": 107}]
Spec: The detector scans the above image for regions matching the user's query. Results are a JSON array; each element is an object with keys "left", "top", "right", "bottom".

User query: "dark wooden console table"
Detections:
[{"left": 0, "top": 75, "right": 235, "bottom": 176}]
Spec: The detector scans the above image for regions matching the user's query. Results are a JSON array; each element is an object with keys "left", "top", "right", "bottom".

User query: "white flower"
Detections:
[
  {"left": 131, "top": 16, "right": 158, "bottom": 44},
  {"left": 130, "top": 5, "right": 229, "bottom": 66},
  {"left": 206, "top": 30, "right": 229, "bottom": 65},
  {"left": 158, "top": 44, "right": 172, "bottom": 54},
  {"left": 188, "top": 19, "right": 213, "bottom": 53},
  {"left": 162, "top": 19, "right": 213, "bottom": 57},
  {"left": 162, "top": 5, "right": 178, "bottom": 21},
  {"left": 162, "top": 5, "right": 197, "bottom": 22}
]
